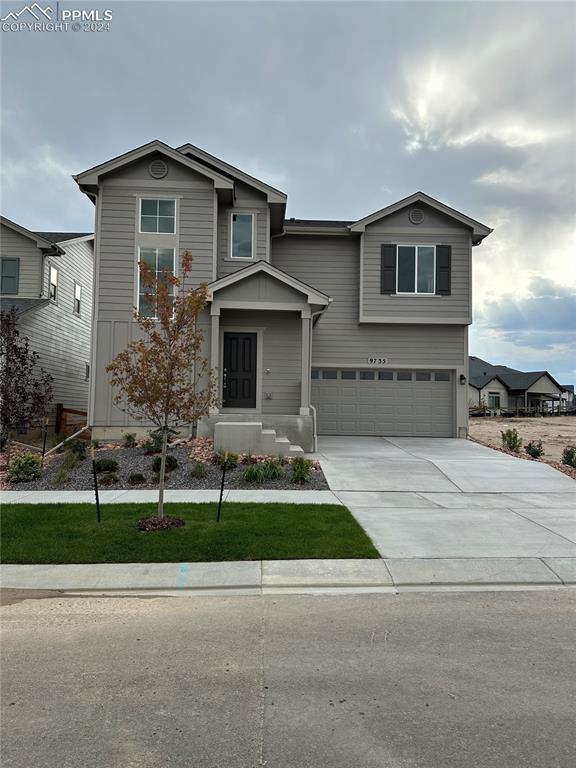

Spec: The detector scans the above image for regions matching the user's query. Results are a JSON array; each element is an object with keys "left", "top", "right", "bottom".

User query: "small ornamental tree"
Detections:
[
  {"left": 0, "top": 308, "right": 53, "bottom": 457},
  {"left": 106, "top": 251, "right": 218, "bottom": 520}
]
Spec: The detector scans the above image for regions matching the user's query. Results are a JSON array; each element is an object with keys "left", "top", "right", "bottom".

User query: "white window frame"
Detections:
[
  {"left": 396, "top": 244, "right": 436, "bottom": 295},
  {"left": 488, "top": 392, "right": 501, "bottom": 409},
  {"left": 73, "top": 281, "right": 82, "bottom": 315},
  {"left": 136, "top": 246, "right": 176, "bottom": 319},
  {"left": 229, "top": 211, "right": 255, "bottom": 260},
  {"left": 49, "top": 264, "right": 59, "bottom": 302},
  {"left": 138, "top": 198, "right": 177, "bottom": 235}
]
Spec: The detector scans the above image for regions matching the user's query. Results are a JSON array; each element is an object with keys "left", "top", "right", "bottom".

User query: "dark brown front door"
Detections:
[{"left": 223, "top": 332, "right": 257, "bottom": 408}]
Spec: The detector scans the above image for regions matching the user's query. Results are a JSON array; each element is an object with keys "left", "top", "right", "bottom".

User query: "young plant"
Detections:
[
  {"left": 99, "top": 472, "right": 119, "bottom": 486},
  {"left": 215, "top": 451, "right": 239, "bottom": 470},
  {"left": 191, "top": 462, "right": 208, "bottom": 479},
  {"left": 52, "top": 467, "right": 70, "bottom": 487},
  {"left": 142, "top": 429, "right": 163, "bottom": 454},
  {"left": 122, "top": 432, "right": 137, "bottom": 448},
  {"left": 90, "top": 439, "right": 100, "bottom": 450},
  {"left": 61, "top": 450, "right": 81, "bottom": 472},
  {"left": 106, "top": 251, "right": 218, "bottom": 519},
  {"left": 152, "top": 454, "right": 178, "bottom": 472},
  {"left": 68, "top": 440, "right": 87, "bottom": 461},
  {"left": 242, "top": 463, "right": 266, "bottom": 484},
  {"left": 6, "top": 452, "right": 42, "bottom": 483},
  {"left": 561, "top": 446, "right": 576, "bottom": 468},
  {"left": 262, "top": 457, "right": 283, "bottom": 480},
  {"left": 524, "top": 440, "right": 544, "bottom": 459},
  {"left": 94, "top": 458, "right": 119, "bottom": 473},
  {"left": 128, "top": 472, "right": 146, "bottom": 485},
  {"left": 501, "top": 428, "right": 522, "bottom": 453},
  {"left": 291, "top": 456, "right": 313, "bottom": 484}
]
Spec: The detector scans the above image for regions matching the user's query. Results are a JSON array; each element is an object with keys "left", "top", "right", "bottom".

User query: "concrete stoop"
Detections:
[{"left": 214, "top": 421, "right": 304, "bottom": 457}]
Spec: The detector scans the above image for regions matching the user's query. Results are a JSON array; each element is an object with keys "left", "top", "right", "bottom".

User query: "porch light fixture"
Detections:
[{"left": 459, "top": 374, "right": 467, "bottom": 385}]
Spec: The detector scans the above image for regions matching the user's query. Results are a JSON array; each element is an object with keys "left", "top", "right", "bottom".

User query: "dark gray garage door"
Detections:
[{"left": 311, "top": 369, "right": 454, "bottom": 437}]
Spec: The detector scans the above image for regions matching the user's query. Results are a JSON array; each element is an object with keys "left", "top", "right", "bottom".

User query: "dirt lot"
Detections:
[{"left": 469, "top": 415, "right": 576, "bottom": 462}]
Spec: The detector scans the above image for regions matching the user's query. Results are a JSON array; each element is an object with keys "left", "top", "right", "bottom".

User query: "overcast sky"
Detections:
[{"left": 1, "top": 0, "right": 575, "bottom": 383}]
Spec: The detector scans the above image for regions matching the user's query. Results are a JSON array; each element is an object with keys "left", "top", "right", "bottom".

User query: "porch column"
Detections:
[
  {"left": 300, "top": 311, "right": 311, "bottom": 415},
  {"left": 210, "top": 306, "right": 220, "bottom": 415}
]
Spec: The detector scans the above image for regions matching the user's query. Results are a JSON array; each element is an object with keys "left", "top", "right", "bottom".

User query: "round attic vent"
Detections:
[
  {"left": 408, "top": 207, "right": 424, "bottom": 225},
  {"left": 148, "top": 159, "right": 168, "bottom": 179}
]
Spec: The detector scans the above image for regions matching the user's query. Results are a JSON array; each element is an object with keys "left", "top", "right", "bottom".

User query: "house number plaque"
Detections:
[{"left": 367, "top": 357, "right": 388, "bottom": 365}]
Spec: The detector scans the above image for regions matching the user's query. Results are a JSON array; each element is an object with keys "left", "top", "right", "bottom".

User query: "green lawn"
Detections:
[{"left": 0, "top": 503, "right": 379, "bottom": 563}]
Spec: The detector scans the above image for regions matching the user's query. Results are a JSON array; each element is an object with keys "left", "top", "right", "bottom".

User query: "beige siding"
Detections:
[
  {"left": 361, "top": 203, "right": 472, "bottom": 323},
  {"left": 215, "top": 272, "right": 304, "bottom": 303},
  {"left": 0, "top": 224, "right": 42, "bottom": 297},
  {"left": 221, "top": 309, "right": 302, "bottom": 415},
  {"left": 20, "top": 239, "right": 93, "bottom": 413},
  {"left": 217, "top": 182, "right": 269, "bottom": 278}
]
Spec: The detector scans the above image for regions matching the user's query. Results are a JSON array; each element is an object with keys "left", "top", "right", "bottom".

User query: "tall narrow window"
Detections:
[
  {"left": 0, "top": 258, "right": 19, "bottom": 294},
  {"left": 73, "top": 282, "right": 82, "bottom": 315},
  {"left": 397, "top": 246, "right": 436, "bottom": 294},
  {"left": 49, "top": 265, "right": 58, "bottom": 301},
  {"left": 140, "top": 199, "right": 176, "bottom": 233},
  {"left": 230, "top": 213, "right": 254, "bottom": 258},
  {"left": 138, "top": 247, "right": 175, "bottom": 317}
]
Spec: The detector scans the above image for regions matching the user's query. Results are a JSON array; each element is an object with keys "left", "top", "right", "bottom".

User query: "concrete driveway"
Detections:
[{"left": 314, "top": 437, "right": 576, "bottom": 560}]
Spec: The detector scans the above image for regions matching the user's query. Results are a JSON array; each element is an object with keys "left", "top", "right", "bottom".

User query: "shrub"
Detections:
[
  {"left": 152, "top": 454, "right": 178, "bottom": 472},
  {"left": 122, "top": 432, "right": 137, "bottom": 449},
  {"left": 262, "top": 457, "right": 283, "bottom": 480},
  {"left": 61, "top": 451, "right": 81, "bottom": 471},
  {"left": 561, "top": 445, "right": 576, "bottom": 468},
  {"left": 291, "top": 456, "right": 313, "bottom": 484},
  {"left": 52, "top": 468, "right": 69, "bottom": 487},
  {"left": 99, "top": 472, "right": 118, "bottom": 486},
  {"left": 214, "top": 451, "right": 239, "bottom": 470},
  {"left": 525, "top": 440, "right": 544, "bottom": 459},
  {"left": 94, "top": 458, "right": 119, "bottom": 473},
  {"left": 90, "top": 439, "right": 100, "bottom": 450},
  {"left": 7, "top": 452, "right": 42, "bottom": 483},
  {"left": 142, "top": 430, "right": 163, "bottom": 454},
  {"left": 501, "top": 428, "right": 522, "bottom": 453},
  {"left": 191, "top": 462, "right": 208, "bottom": 479},
  {"left": 128, "top": 472, "right": 146, "bottom": 485},
  {"left": 242, "top": 463, "right": 266, "bottom": 484},
  {"left": 68, "top": 440, "right": 87, "bottom": 460}
]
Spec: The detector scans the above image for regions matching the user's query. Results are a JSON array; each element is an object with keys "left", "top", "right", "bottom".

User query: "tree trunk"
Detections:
[{"left": 157, "top": 427, "right": 168, "bottom": 519}]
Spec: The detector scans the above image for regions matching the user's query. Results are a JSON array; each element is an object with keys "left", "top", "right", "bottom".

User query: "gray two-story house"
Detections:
[
  {"left": 0, "top": 217, "right": 94, "bottom": 427},
  {"left": 74, "top": 140, "right": 492, "bottom": 452}
]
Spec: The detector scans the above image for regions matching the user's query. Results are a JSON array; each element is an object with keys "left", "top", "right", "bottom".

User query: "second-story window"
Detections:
[
  {"left": 140, "top": 199, "right": 176, "bottom": 233},
  {"left": 49, "top": 265, "right": 58, "bottom": 301},
  {"left": 73, "top": 282, "right": 82, "bottom": 315},
  {"left": 397, "top": 246, "right": 435, "bottom": 294},
  {"left": 230, "top": 213, "right": 254, "bottom": 259},
  {"left": 138, "top": 247, "right": 175, "bottom": 317},
  {"left": 0, "top": 257, "right": 19, "bottom": 295}
]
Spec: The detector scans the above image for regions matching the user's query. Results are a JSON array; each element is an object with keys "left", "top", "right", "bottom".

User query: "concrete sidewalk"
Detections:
[
  {"left": 2, "top": 556, "right": 575, "bottom": 594},
  {"left": 0, "top": 489, "right": 341, "bottom": 505}
]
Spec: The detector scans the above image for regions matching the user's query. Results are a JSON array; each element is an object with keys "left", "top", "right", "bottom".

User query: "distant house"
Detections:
[
  {"left": 468, "top": 356, "right": 567, "bottom": 414},
  {"left": 561, "top": 384, "right": 574, "bottom": 409},
  {"left": 0, "top": 216, "right": 94, "bottom": 429}
]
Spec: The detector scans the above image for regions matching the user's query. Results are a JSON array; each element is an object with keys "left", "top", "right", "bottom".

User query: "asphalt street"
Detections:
[{"left": 1, "top": 591, "right": 575, "bottom": 768}]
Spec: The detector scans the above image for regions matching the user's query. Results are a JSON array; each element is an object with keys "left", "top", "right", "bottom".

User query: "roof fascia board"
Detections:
[
  {"left": 74, "top": 140, "right": 234, "bottom": 190},
  {"left": 0, "top": 217, "right": 65, "bottom": 254},
  {"left": 177, "top": 142, "right": 287, "bottom": 203},
  {"left": 349, "top": 192, "right": 493, "bottom": 238},
  {"left": 208, "top": 260, "right": 330, "bottom": 305},
  {"left": 283, "top": 225, "right": 355, "bottom": 236}
]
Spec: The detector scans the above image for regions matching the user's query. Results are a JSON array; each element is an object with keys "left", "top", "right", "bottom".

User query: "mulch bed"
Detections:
[
  {"left": 469, "top": 436, "right": 576, "bottom": 481},
  {"left": 3, "top": 437, "right": 329, "bottom": 491}
]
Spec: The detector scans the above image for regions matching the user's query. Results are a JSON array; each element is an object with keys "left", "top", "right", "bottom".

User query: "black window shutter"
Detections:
[
  {"left": 436, "top": 245, "right": 451, "bottom": 295},
  {"left": 380, "top": 244, "right": 396, "bottom": 294}
]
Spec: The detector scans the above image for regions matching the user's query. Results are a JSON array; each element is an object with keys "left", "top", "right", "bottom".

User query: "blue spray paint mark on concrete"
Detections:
[{"left": 178, "top": 562, "right": 190, "bottom": 589}]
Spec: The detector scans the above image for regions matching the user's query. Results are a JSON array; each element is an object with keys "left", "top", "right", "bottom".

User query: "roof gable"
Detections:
[
  {"left": 177, "top": 143, "right": 287, "bottom": 203},
  {"left": 208, "top": 261, "right": 330, "bottom": 306},
  {"left": 0, "top": 217, "right": 64, "bottom": 254},
  {"left": 349, "top": 192, "right": 492, "bottom": 244},
  {"left": 74, "top": 140, "right": 234, "bottom": 190}
]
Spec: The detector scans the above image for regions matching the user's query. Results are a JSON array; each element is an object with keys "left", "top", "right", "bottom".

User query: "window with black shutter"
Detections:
[
  {"left": 435, "top": 245, "right": 452, "bottom": 295},
  {"left": 380, "top": 244, "right": 396, "bottom": 294}
]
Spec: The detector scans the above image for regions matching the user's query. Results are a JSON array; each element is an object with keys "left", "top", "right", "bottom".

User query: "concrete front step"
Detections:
[{"left": 214, "top": 421, "right": 304, "bottom": 457}]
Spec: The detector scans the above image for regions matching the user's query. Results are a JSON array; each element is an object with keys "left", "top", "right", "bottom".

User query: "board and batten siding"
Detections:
[
  {"left": 271, "top": 234, "right": 466, "bottom": 368},
  {"left": 361, "top": 203, "right": 473, "bottom": 324},
  {"left": 216, "top": 182, "right": 269, "bottom": 278},
  {"left": 0, "top": 224, "right": 42, "bottom": 297},
  {"left": 19, "top": 238, "right": 94, "bottom": 414}
]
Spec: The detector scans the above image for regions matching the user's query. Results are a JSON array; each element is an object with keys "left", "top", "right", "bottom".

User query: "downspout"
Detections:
[{"left": 309, "top": 300, "right": 332, "bottom": 452}]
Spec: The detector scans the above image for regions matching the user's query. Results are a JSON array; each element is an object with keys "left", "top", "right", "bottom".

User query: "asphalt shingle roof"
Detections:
[{"left": 34, "top": 232, "right": 92, "bottom": 243}]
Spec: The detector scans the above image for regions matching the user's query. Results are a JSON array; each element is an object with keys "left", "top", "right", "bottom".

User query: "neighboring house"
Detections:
[
  {"left": 0, "top": 217, "right": 94, "bottom": 425},
  {"left": 73, "top": 139, "right": 493, "bottom": 451},
  {"left": 468, "top": 356, "right": 566, "bottom": 414},
  {"left": 560, "top": 384, "right": 574, "bottom": 409}
]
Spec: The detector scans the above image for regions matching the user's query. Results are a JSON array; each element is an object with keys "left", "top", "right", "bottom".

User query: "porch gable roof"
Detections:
[{"left": 207, "top": 260, "right": 331, "bottom": 306}]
